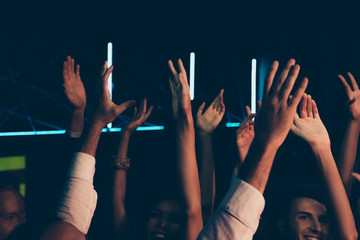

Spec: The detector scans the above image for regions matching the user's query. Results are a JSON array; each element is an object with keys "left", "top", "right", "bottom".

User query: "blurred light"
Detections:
[
  {"left": 0, "top": 130, "right": 66, "bottom": 136},
  {"left": 251, "top": 59, "right": 257, "bottom": 113},
  {"left": 190, "top": 52, "right": 195, "bottom": 100},
  {"left": 226, "top": 122, "right": 240, "bottom": 128},
  {"left": 107, "top": 42, "right": 113, "bottom": 129}
]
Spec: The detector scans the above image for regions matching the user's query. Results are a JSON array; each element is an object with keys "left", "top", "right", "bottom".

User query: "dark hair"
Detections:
[
  {"left": 0, "top": 172, "right": 20, "bottom": 192},
  {"left": 263, "top": 182, "right": 328, "bottom": 239},
  {"left": 5, "top": 222, "right": 45, "bottom": 240}
]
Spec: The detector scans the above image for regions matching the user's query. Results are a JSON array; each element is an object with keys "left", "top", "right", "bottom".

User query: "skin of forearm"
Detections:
[
  {"left": 176, "top": 118, "right": 202, "bottom": 215},
  {"left": 338, "top": 119, "right": 360, "bottom": 195},
  {"left": 312, "top": 144, "right": 358, "bottom": 240},
  {"left": 197, "top": 130, "right": 216, "bottom": 221},
  {"left": 78, "top": 121, "right": 103, "bottom": 157},
  {"left": 237, "top": 137, "right": 278, "bottom": 194},
  {"left": 112, "top": 130, "right": 131, "bottom": 229},
  {"left": 69, "top": 108, "right": 85, "bottom": 133}
]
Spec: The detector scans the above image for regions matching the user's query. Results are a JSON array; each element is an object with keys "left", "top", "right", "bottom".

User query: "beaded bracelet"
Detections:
[{"left": 111, "top": 155, "right": 131, "bottom": 170}]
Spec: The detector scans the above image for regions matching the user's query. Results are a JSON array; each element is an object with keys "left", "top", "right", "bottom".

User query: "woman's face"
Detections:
[{"left": 146, "top": 199, "right": 183, "bottom": 240}]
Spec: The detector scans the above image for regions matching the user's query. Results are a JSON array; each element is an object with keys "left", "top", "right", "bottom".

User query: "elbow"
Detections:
[
  {"left": 342, "top": 230, "right": 358, "bottom": 240},
  {"left": 184, "top": 203, "right": 202, "bottom": 219}
]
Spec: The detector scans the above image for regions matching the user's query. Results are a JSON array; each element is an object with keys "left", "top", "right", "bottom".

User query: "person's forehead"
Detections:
[
  {"left": 291, "top": 197, "right": 327, "bottom": 215},
  {"left": 155, "top": 200, "right": 181, "bottom": 215},
  {"left": 0, "top": 190, "right": 24, "bottom": 215}
]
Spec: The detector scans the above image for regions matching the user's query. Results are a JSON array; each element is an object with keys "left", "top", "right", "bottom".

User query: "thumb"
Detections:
[
  {"left": 197, "top": 102, "right": 205, "bottom": 117},
  {"left": 115, "top": 100, "right": 136, "bottom": 116},
  {"left": 351, "top": 172, "right": 360, "bottom": 182}
]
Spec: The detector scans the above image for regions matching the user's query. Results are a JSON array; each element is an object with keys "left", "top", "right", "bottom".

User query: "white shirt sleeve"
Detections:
[
  {"left": 197, "top": 178, "right": 265, "bottom": 240},
  {"left": 56, "top": 152, "right": 98, "bottom": 234}
]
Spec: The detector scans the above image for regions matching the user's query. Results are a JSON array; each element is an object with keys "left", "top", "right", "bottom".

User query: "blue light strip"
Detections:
[
  {"left": 0, "top": 130, "right": 66, "bottom": 137},
  {"left": 107, "top": 42, "right": 113, "bottom": 129},
  {"left": 190, "top": 52, "right": 195, "bottom": 100},
  {"left": 226, "top": 122, "right": 240, "bottom": 127},
  {"left": 0, "top": 126, "right": 165, "bottom": 137}
]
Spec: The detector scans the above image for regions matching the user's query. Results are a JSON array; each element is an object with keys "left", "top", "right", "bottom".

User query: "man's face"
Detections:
[
  {"left": 288, "top": 197, "right": 329, "bottom": 240},
  {"left": 146, "top": 199, "right": 183, "bottom": 240},
  {"left": 0, "top": 190, "right": 26, "bottom": 240}
]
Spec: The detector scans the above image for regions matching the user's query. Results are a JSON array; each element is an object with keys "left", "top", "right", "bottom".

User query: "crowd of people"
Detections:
[{"left": 1, "top": 55, "right": 360, "bottom": 240}]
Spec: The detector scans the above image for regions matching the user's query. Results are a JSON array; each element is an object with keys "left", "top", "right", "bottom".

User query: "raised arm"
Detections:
[
  {"left": 291, "top": 94, "right": 358, "bottom": 240},
  {"left": 198, "top": 59, "right": 308, "bottom": 239},
  {"left": 112, "top": 99, "right": 153, "bottom": 239},
  {"left": 43, "top": 62, "right": 135, "bottom": 240},
  {"left": 196, "top": 89, "right": 225, "bottom": 224},
  {"left": 169, "top": 59, "right": 203, "bottom": 239},
  {"left": 337, "top": 72, "right": 360, "bottom": 196},
  {"left": 62, "top": 56, "right": 87, "bottom": 136},
  {"left": 233, "top": 105, "right": 256, "bottom": 176}
]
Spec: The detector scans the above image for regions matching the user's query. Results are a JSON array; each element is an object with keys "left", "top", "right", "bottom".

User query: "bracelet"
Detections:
[{"left": 110, "top": 155, "right": 131, "bottom": 170}]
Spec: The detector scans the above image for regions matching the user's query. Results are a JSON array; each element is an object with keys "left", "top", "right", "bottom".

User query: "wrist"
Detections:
[
  {"left": 197, "top": 129, "right": 212, "bottom": 137},
  {"left": 348, "top": 119, "right": 360, "bottom": 132},
  {"left": 120, "top": 129, "right": 132, "bottom": 139},
  {"left": 310, "top": 143, "right": 332, "bottom": 156}
]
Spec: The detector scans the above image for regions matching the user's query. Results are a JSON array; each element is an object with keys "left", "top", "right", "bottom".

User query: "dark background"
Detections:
[{"left": 1, "top": 2, "right": 360, "bottom": 238}]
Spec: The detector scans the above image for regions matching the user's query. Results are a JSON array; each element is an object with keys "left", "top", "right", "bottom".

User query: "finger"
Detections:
[
  {"left": 280, "top": 64, "right": 300, "bottom": 99},
  {"left": 197, "top": 102, "right": 206, "bottom": 118},
  {"left": 76, "top": 64, "right": 80, "bottom": 79},
  {"left": 307, "top": 95, "right": 313, "bottom": 118},
  {"left": 168, "top": 60, "right": 178, "bottom": 77},
  {"left": 249, "top": 124, "right": 254, "bottom": 132},
  {"left": 289, "top": 78, "right": 309, "bottom": 108},
  {"left": 115, "top": 100, "right": 136, "bottom": 116},
  {"left": 145, "top": 105, "right": 154, "bottom": 119},
  {"left": 237, "top": 122, "right": 249, "bottom": 132},
  {"left": 178, "top": 72, "right": 189, "bottom": 90},
  {"left": 294, "top": 112, "right": 300, "bottom": 121},
  {"left": 218, "top": 101, "right": 225, "bottom": 114},
  {"left": 102, "top": 66, "right": 114, "bottom": 93},
  {"left": 169, "top": 78, "right": 176, "bottom": 97},
  {"left": 312, "top": 100, "right": 319, "bottom": 118},
  {"left": 70, "top": 57, "right": 75, "bottom": 75},
  {"left": 347, "top": 72, "right": 359, "bottom": 90},
  {"left": 275, "top": 59, "right": 296, "bottom": 93},
  {"left": 245, "top": 105, "right": 251, "bottom": 116},
  {"left": 219, "top": 91, "right": 225, "bottom": 113},
  {"left": 67, "top": 56, "right": 73, "bottom": 79},
  {"left": 338, "top": 74, "right": 352, "bottom": 96},
  {"left": 62, "top": 61, "right": 68, "bottom": 80},
  {"left": 243, "top": 113, "right": 256, "bottom": 123},
  {"left": 101, "top": 61, "right": 108, "bottom": 76},
  {"left": 290, "top": 123, "right": 298, "bottom": 133},
  {"left": 211, "top": 89, "right": 222, "bottom": 108},
  {"left": 177, "top": 58, "right": 187, "bottom": 76},
  {"left": 133, "top": 107, "right": 138, "bottom": 118},
  {"left": 351, "top": 172, "right": 360, "bottom": 182},
  {"left": 256, "top": 100, "right": 262, "bottom": 112},
  {"left": 300, "top": 94, "right": 307, "bottom": 118},
  {"left": 263, "top": 60, "right": 279, "bottom": 100},
  {"left": 139, "top": 99, "right": 146, "bottom": 114}
]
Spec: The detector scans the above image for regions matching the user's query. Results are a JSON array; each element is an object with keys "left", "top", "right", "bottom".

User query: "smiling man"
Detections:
[{"left": 287, "top": 197, "right": 329, "bottom": 240}]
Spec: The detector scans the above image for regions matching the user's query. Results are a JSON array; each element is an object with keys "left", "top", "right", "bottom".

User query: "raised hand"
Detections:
[
  {"left": 196, "top": 89, "right": 225, "bottom": 134},
  {"left": 62, "top": 56, "right": 86, "bottom": 110},
  {"left": 291, "top": 94, "right": 330, "bottom": 147},
  {"left": 168, "top": 59, "right": 192, "bottom": 121},
  {"left": 238, "top": 59, "right": 308, "bottom": 194},
  {"left": 338, "top": 72, "right": 360, "bottom": 121},
  {"left": 122, "top": 99, "right": 153, "bottom": 134},
  {"left": 91, "top": 62, "right": 136, "bottom": 128},
  {"left": 236, "top": 106, "right": 256, "bottom": 164},
  {"left": 254, "top": 59, "right": 308, "bottom": 149}
]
